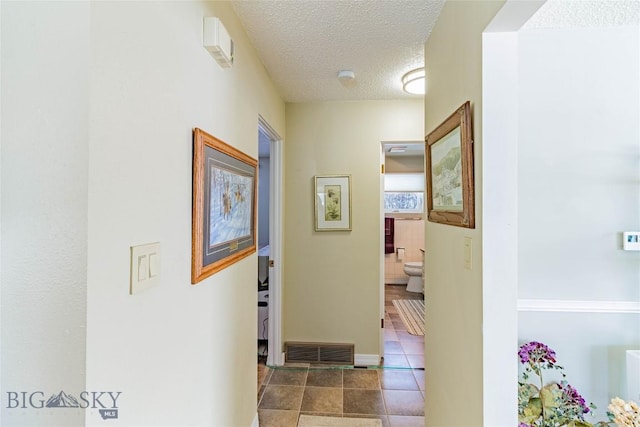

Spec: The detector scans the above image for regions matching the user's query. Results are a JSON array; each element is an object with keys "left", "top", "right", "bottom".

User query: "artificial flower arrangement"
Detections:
[{"left": 518, "top": 341, "right": 640, "bottom": 427}]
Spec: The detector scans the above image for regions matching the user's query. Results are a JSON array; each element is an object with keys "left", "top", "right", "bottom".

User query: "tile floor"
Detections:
[{"left": 257, "top": 284, "right": 425, "bottom": 427}]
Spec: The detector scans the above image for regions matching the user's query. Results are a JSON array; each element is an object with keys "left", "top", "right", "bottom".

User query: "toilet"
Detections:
[{"left": 403, "top": 261, "right": 424, "bottom": 293}]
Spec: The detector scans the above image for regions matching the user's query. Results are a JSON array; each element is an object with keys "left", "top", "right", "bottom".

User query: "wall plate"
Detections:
[{"left": 130, "top": 242, "right": 160, "bottom": 294}]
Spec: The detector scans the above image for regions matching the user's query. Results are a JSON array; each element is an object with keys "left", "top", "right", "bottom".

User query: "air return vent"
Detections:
[{"left": 285, "top": 342, "right": 354, "bottom": 365}]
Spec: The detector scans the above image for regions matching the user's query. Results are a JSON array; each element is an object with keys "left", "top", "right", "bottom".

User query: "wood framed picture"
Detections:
[
  {"left": 191, "top": 128, "right": 257, "bottom": 283},
  {"left": 425, "top": 101, "right": 475, "bottom": 228},
  {"left": 314, "top": 175, "right": 352, "bottom": 231}
]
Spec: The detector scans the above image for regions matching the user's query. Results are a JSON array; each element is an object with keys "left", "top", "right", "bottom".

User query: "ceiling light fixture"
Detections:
[
  {"left": 388, "top": 146, "right": 407, "bottom": 153},
  {"left": 402, "top": 67, "right": 425, "bottom": 95}
]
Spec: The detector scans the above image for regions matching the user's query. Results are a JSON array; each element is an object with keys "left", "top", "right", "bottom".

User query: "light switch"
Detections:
[
  {"left": 130, "top": 242, "right": 160, "bottom": 294},
  {"left": 149, "top": 252, "right": 159, "bottom": 277},
  {"left": 137, "top": 255, "right": 148, "bottom": 281},
  {"left": 463, "top": 237, "right": 472, "bottom": 270}
]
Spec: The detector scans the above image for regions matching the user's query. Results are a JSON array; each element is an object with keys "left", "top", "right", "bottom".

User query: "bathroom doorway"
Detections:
[{"left": 380, "top": 141, "right": 425, "bottom": 357}]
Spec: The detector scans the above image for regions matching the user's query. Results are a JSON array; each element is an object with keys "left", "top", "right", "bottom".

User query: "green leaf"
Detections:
[
  {"left": 540, "top": 384, "right": 561, "bottom": 408},
  {"left": 519, "top": 398, "right": 542, "bottom": 424},
  {"left": 519, "top": 383, "right": 539, "bottom": 399}
]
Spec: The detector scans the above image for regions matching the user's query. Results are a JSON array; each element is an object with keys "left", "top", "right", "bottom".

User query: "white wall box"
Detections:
[{"left": 203, "top": 17, "right": 234, "bottom": 68}]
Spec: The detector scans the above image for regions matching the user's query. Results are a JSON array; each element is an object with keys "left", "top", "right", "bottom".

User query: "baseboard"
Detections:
[
  {"left": 354, "top": 353, "right": 380, "bottom": 367},
  {"left": 252, "top": 412, "right": 259, "bottom": 427}
]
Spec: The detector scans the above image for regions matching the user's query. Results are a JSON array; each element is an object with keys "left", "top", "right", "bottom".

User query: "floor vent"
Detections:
[{"left": 285, "top": 342, "right": 354, "bottom": 365}]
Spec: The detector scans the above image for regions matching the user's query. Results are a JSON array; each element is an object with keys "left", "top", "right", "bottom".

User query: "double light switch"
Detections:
[{"left": 130, "top": 242, "right": 160, "bottom": 294}]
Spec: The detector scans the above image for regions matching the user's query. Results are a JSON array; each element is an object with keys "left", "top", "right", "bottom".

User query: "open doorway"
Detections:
[
  {"left": 381, "top": 141, "right": 425, "bottom": 287},
  {"left": 257, "top": 128, "right": 270, "bottom": 360},
  {"left": 256, "top": 116, "right": 284, "bottom": 367},
  {"left": 380, "top": 141, "right": 425, "bottom": 366}
]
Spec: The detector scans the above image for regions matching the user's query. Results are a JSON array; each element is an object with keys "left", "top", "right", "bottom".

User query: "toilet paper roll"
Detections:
[{"left": 397, "top": 248, "right": 405, "bottom": 261}]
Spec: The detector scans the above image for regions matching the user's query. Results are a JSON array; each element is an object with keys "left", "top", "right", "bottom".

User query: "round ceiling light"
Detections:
[{"left": 402, "top": 67, "right": 425, "bottom": 95}]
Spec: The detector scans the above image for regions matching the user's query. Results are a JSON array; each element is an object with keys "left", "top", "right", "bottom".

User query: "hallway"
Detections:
[{"left": 257, "top": 285, "right": 425, "bottom": 427}]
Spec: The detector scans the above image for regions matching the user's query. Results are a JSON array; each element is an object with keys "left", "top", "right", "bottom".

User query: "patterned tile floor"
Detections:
[{"left": 257, "top": 284, "right": 425, "bottom": 427}]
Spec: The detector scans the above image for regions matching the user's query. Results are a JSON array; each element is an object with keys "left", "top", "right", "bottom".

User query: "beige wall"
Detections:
[
  {"left": 284, "top": 100, "right": 423, "bottom": 357},
  {"left": 423, "top": 1, "right": 504, "bottom": 425},
  {"left": 0, "top": 1, "right": 283, "bottom": 426},
  {"left": 85, "top": 3, "right": 284, "bottom": 426},
  {"left": 386, "top": 155, "right": 424, "bottom": 173}
]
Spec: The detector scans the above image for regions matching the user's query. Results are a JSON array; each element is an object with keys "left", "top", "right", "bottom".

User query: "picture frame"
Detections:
[
  {"left": 425, "top": 101, "right": 475, "bottom": 228},
  {"left": 314, "top": 174, "right": 352, "bottom": 231},
  {"left": 191, "top": 128, "right": 257, "bottom": 284}
]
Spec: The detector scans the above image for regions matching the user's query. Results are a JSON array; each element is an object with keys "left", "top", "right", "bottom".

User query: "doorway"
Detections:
[
  {"left": 257, "top": 116, "right": 284, "bottom": 367},
  {"left": 380, "top": 140, "right": 425, "bottom": 359}
]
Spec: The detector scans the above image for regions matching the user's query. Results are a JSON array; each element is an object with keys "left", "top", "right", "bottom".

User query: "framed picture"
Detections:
[
  {"left": 191, "top": 128, "right": 257, "bottom": 284},
  {"left": 314, "top": 175, "right": 352, "bottom": 231},
  {"left": 425, "top": 101, "right": 475, "bottom": 228}
]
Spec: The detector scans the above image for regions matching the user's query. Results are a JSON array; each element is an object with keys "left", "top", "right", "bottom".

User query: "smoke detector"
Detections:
[{"left": 337, "top": 70, "right": 356, "bottom": 87}]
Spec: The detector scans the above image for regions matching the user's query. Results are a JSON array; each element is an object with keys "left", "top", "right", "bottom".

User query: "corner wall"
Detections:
[
  {"left": 423, "top": 1, "right": 504, "bottom": 425},
  {"left": 284, "top": 100, "right": 423, "bottom": 357}
]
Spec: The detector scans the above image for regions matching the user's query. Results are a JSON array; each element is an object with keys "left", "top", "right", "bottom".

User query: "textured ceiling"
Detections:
[
  {"left": 231, "top": 0, "right": 444, "bottom": 103},
  {"left": 524, "top": 0, "right": 640, "bottom": 28}
]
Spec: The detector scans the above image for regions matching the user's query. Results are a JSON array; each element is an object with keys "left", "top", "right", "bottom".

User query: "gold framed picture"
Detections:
[
  {"left": 314, "top": 175, "right": 352, "bottom": 231},
  {"left": 425, "top": 101, "right": 475, "bottom": 228},
  {"left": 191, "top": 128, "right": 257, "bottom": 283}
]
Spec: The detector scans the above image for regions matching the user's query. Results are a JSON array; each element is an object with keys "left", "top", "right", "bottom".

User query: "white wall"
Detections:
[
  {"left": 1, "top": 3, "right": 89, "bottom": 426},
  {"left": 2, "top": 2, "right": 285, "bottom": 426},
  {"left": 517, "top": 25, "right": 640, "bottom": 415},
  {"left": 518, "top": 26, "right": 639, "bottom": 301}
]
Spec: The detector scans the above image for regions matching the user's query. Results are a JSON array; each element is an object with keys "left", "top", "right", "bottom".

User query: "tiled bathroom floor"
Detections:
[{"left": 257, "top": 284, "right": 425, "bottom": 427}]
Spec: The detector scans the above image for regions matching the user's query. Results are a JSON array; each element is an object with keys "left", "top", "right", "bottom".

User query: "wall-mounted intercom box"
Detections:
[{"left": 203, "top": 17, "right": 234, "bottom": 68}]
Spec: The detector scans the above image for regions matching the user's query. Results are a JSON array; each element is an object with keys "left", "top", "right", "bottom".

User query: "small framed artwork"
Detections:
[
  {"left": 314, "top": 174, "right": 352, "bottom": 231},
  {"left": 192, "top": 128, "right": 257, "bottom": 284},
  {"left": 425, "top": 101, "right": 475, "bottom": 228}
]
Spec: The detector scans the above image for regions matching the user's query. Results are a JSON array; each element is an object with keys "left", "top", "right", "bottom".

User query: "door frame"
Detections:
[
  {"left": 379, "top": 143, "right": 386, "bottom": 358},
  {"left": 258, "top": 115, "right": 284, "bottom": 366}
]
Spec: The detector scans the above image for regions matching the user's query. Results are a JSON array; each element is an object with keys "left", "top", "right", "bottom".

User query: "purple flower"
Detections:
[
  {"left": 518, "top": 341, "right": 557, "bottom": 365},
  {"left": 518, "top": 423, "right": 531, "bottom": 427},
  {"left": 561, "top": 383, "right": 590, "bottom": 414}
]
